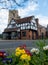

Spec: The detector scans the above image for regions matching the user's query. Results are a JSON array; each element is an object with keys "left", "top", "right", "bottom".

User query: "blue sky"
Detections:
[{"left": 0, "top": 0, "right": 48, "bottom": 33}]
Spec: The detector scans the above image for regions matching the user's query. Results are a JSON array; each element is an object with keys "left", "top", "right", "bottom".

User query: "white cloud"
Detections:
[
  {"left": 36, "top": 15, "right": 48, "bottom": 27},
  {"left": 18, "top": 1, "right": 39, "bottom": 18},
  {"left": 0, "top": 9, "right": 8, "bottom": 34}
]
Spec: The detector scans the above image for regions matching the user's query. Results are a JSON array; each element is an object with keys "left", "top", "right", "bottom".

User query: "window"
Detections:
[
  {"left": 22, "top": 26, "right": 25, "bottom": 29},
  {"left": 21, "top": 24, "right": 23, "bottom": 26},
  {"left": 33, "top": 27, "right": 37, "bottom": 30},
  {"left": 12, "top": 24, "right": 16, "bottom": 28},
  {"left": 22, "top": 31, "right": 26, "bottom": 36},
  {"left": 31, "top": 22, "right": 33, "bottom": 25},
  {"left": 27, "top": 23, "right": 30, "bottom": 25},
  {"left": 11, "top": 19, "right": 15, "bottom": 24},
  {"left": 11, "top": 32, "right": 15, "bottom": 37},
  {"left": 17, "top": 32, "right": 20, "bottom": 38},
  {"left": 31, "top": 26, "right": 33, "bottom": 29},
  {"left": 17, "top": 24, "right": 20, "bottom": 27},
  {"left": 16, "top": 24, "right": 17, "bottom": 27},
  {"left": 15, "top": 32, "right": 20, "bottom": 38},
  {"left": 26, "top": 26, "right": 28, "bottom": 29},
  {"left": 15, "top": 32, "right": 18, "bottom": 37},
  {"left": 21, "top": 27, "right": 23, "bottom": 30},
  {"left": 22, "top": 23, "right": 25, "bottom": 26},
  {"left": 27, "top": 26, "right": 30, "bottom": 29},
  {"left": 25, "top": 23, "right": 28, "bottom": 26},
  {"left": 21, "top": 26, "right": 25, "bottom": 30},
  {"left": 19, "top": 24, "right": 20, "bottom": 27},
  {"left": 33, "top": 23, "right": 35, "bottom": 27}
]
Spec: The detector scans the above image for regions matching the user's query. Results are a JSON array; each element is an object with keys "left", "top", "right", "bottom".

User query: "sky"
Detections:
[{"left": 0, "top": 0, "right": 48, "bottom": 34}]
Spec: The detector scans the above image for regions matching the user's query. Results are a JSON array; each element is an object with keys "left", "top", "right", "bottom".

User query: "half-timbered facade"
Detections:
[{"left": 3, "top": 16, "right": 38, "bottom": 40}]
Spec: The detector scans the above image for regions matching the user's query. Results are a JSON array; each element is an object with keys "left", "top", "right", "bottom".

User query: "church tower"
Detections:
[{"left": 8, "top": 10, "right": 20, "bottom": 23}]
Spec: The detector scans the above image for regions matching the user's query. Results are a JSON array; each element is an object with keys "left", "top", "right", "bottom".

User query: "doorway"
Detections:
[{"left": 7, "top": 32, "right": 11, "bottom": 39}]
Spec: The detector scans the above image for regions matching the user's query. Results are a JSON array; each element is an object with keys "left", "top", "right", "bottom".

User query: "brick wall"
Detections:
[
  {"left": 38, "top": 27, "right": 46, "bottom": 39},
  {"left": 20, "top": 30, "right": 37, "bottom": 40}
]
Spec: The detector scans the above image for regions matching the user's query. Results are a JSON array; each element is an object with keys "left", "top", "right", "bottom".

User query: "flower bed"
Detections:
[{"left": 0, "top": 41, "right": 48, "bottom": 65}]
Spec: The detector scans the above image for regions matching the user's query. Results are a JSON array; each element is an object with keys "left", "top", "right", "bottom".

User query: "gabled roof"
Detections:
[
  {"left": 16, "top": 16, "right": 34, "bottom": 24},
  {"left": 38, "top": 24, "right": 46, "bottom": 29}
]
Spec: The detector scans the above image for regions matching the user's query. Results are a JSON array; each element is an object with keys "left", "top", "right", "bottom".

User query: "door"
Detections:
[{"left": 7, "top": 32, "right": 11, "bottom": 39}]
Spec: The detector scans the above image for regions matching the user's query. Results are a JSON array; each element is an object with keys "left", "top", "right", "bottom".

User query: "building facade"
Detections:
[
  {"left": 3, "top": 10, "right": 47, "bottom": 40},
  {"left": 3, "top": 16, "right": 38, "bottom": 40},
  {"left": 38, "top": 25, "right": 46, "bottom": 39}
]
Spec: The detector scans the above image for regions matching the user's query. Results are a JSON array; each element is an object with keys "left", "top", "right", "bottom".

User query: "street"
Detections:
[{"left": 0, "top": 40, "right": 48, "bottom": 50}]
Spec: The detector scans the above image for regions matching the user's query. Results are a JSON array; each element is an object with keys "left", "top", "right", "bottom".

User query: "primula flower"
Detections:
[
  {"left": 25, "top": 50, "right": 32, "bottom": 56},
  {"left": 0, "top": 51, "right": 6, "bottom": 57},
  {"left": 15, "top": 47, "right": 26, "bottom": 56},
  {"left": 21, "top": 49, "right": 26, "bottom": 54},
  {"left": 15, "top": 51, "right": 21, "bottom": 56},
  {"left": 15, "top": 47, "right": 21, "bottom": 52},
  {"left": 43, "top": 45, "right": 48, "bottom": 50},
  {"left": 30, "top": 48, "right": 39, "bottom": 54},
  {"left": 20, "top": 54, "right": 31, "bottom": 61}
]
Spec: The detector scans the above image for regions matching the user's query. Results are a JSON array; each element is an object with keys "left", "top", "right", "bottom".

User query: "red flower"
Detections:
[
  {"left": 0, "top": 51, "right": 6, "bottom": 57},
  {"left": 25, "top": 50, "right": 32, "bottom": 56}
]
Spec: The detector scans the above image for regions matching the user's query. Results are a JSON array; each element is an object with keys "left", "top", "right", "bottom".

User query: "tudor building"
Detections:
[{"left": 3, "top": 16, "right": 38, "bottom": 40}]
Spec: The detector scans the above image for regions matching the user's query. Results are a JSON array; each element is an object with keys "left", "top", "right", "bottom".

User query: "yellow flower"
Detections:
[
  {"left": 15, "top": 47, "right": 20, "bottom": 52},
  {"left": 20, "top": 54, "right": 27, "bottom": 60},
  {"left": 20, "top": 54, "right": 31, "bottom": 61},
  {"left": 15, "top": 52, "right": 21, "bottom": 56},
  {"left": 15, "top": 47, "right": 21, "bottom": 56},
  {"left": 27, "top": 55, "right": 31, "bottom": 61},
  {"left": 15, "top": 47, "right": 26, "bottom": 56},
  {"left": 21, "top": 49, "right": 26, "bottom": 54}
]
